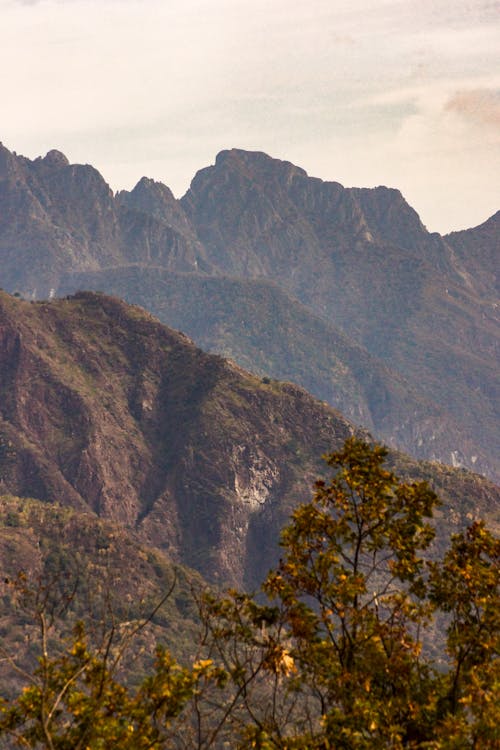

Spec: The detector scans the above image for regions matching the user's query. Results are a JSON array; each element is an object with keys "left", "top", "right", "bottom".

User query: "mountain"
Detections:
[
  {"left": 59, "top": 267, "right": 484, "bottom": 474},
  {"left": 0, "top": 292, "right": 498, "bottom": 592},
  {"left": 0, "top": 142, "right": 206, "bottom": 296},
  {"left": 178, "top": 150, "right": 499, "bottom": 480},
  {"left": 0, "top": 143, "right": 498, "bottom": 481},
  {"left": 0, "top": 290, "right": 355, "bottom": 587},
  {"left": 445, "top": 210, "right": 500, "bottom": 297}
]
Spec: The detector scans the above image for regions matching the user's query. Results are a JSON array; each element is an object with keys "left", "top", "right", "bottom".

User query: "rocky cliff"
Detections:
[
  {"left": 0, "top": 291, "right": 356, "bottom": 587},
  {"left": 60, "top": 266, "right": 485, "bottom": 476},
  {"left": 179, "top": 150, "right": 499, "bottom": 480},
  {"left": 445, "top": 210, "right": 500, "bottom": 297},
  {"left": 0, "top": 143, "right": 205, "bottom": 296}
]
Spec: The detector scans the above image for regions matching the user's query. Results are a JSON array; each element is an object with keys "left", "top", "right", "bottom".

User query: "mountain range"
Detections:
[{"left": 0, "top": 142, "right": 498, "bottom": 485}]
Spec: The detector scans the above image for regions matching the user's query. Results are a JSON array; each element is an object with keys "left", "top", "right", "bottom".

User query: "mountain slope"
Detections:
[
  {"left": 0, "top": 143, "right": 206, "bottom": 296},
  {"left": 445, "top": 210, "right": 500, "bottom": 297},
  {"left": 0, "top": 292, "right": 498, "bottom": 591},
  {"left": 0, "top": 291, "right": 356, "bottom": 586},
  {"left": 0, "top": 494, "right": 202, "bottom": 697},
  {"left": 179, "top": 149, "right": 499, "bottom": 480},
  {"left": 59, "top": 266, "right": 487, "bottom": 476}
]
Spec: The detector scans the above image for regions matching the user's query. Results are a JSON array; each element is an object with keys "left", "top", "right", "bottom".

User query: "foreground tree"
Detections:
[
  {"left": 199, "top": 439, "right": 499, "bottom": 748},
  {"left": 1, "top": 439, "right": 498, "bottom": 748},
  {"left": 429, "top": 521, "right": 500, "bottom": 747},
  {"left": 264, "top": 439, "right": 437, "bottom": 747},
  {"left": 0, "top": 573, "right": 227, "bottom": 750}
]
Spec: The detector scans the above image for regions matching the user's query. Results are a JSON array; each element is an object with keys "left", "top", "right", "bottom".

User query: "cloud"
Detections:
[{"left": 446, "top": 89, "right": 500, "bottom": 129}]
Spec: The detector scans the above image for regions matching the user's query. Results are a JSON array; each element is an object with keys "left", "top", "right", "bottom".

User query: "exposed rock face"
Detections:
[
  {"left": 445, "top": 210, "right": 500, "bottom": 297},
  {"left": 60, "top": 266, "right": 487, "bottom": 479},
  {"left": 0, "top": 144, "right": 205, "bottom": 297},
  {"left": 180, "top": 150, "right": 499, "bottom": 481},
  {"left": 117, "top": 177, "right": 202, "bottom": 245},
  {"left": 179, "top": 149, "right": 475, "bottom": 340},
  {"left": 0, "top": 143, "right": 498, "bottom": 482}
]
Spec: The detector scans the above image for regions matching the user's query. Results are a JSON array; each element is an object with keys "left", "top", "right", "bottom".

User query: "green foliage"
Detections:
[
  {"left": 0, "top": 434, "right": 15, "bottom": 481},
  {"left": 198, "top": 439, "right": 499, "bottom": 748},
  {"left": 428, "top": 522, "right": 500, "bottom": 747},
  {"left": 0, "top": 622, "right": 199, "bottom": 749},
  {"left": 261, "top": 439, "right": 439, "bottom": 747},
  {"left": 0, "top": 439, "right": 498, "bottom": 748}
]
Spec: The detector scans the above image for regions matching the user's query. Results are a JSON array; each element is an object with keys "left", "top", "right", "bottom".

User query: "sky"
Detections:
[{"left": 0, "top": 0, "right": 499, "bottom": 233}]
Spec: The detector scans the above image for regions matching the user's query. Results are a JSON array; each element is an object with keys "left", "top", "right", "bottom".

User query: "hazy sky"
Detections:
[{"left": 1, "top": 0, "right": 499, "bottom": 232}]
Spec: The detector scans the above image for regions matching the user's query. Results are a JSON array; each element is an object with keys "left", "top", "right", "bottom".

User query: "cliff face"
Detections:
[
  {"left": 59, "top": 266, "right": 486, "bottom": 477},
  {"left": 445, "top": 210, "right": 500, "bottom": 297},
  {"left": 0, "top": 143, "right": 205, "bottom": 297},
  {"left": 179, "top": 149, "right": 490, "bottom": 349},
  {"left": 1, "top": 292, "right": 498, "bottom": 590},
  {"left": 1, "top": 144, "right": 498, "bottom": 483}
]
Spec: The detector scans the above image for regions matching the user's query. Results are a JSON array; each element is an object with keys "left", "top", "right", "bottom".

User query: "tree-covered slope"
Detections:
[
  {"left": 0, "top": 291, "right": 356, "bottom": 587},
  {"left": 0, "top": 494, "right": 201, "bottom": 695}
]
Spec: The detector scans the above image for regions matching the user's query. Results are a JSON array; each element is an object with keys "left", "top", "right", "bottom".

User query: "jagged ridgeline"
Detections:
[
  {"left": 0, "top": 143, "right": 498, "bottom": 482},
  {"left": 0, "top": 292, "right": 498, "bottom": 594}
]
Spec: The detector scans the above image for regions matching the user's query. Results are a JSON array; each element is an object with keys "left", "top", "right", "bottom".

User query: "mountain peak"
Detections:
[
  {"left": 117, "top": 176, "right": 200, "bottom": 242},
  {"left": 129, "top": 176, "right": 175, "bottom": 202},
  {"left": 39, "top": 149, "right": 69, "bottom": 169},
  {"left": 214, "top": 148, "right": 308, "bottom": 181},
  {"left": 0, "top": 142, "right": 21, "bottom": 176}
]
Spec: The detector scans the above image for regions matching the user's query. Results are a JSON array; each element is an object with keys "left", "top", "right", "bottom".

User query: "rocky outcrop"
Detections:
[
  {"left": 445, "top": 210, "right": 500, "bottom": 297},
  {"left": 180, "top": 150, "right": 499, "bottom": 482},
  {"left": 59, "top": 266, "right": 489, "bottom": 480},
  {"left": 0, "top": 144, "right": 206, "bottom": 297},
  {"left": 0, "top": 291, "right": 358, "bottom": 586}
]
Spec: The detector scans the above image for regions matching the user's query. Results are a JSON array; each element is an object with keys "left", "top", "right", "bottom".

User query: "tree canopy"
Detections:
[{"left": 1, "top": 438, "right": 498, "bottom": 748}]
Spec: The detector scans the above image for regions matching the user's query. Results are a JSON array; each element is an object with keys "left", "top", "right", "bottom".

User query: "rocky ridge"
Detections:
[
  {"left": 0, "top": 143, "right": 498, "bottom": 481},
  {"left": 60, "top": 266, "right": 485, "bottom": 473}
]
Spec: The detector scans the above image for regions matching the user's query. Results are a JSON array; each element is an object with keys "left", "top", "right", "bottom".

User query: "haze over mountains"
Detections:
[{"left": 0, "top": 142, "right": 498, "bottom": 483}]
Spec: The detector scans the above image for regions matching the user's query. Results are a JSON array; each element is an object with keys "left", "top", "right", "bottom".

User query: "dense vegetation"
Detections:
[{"left": 1, "top": 439, "right": 498, "bottom": 748}]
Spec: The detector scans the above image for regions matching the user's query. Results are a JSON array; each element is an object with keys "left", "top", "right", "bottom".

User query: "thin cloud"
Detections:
[{"left": 446, "top": 89, "right": 500, "bottom": 129}]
